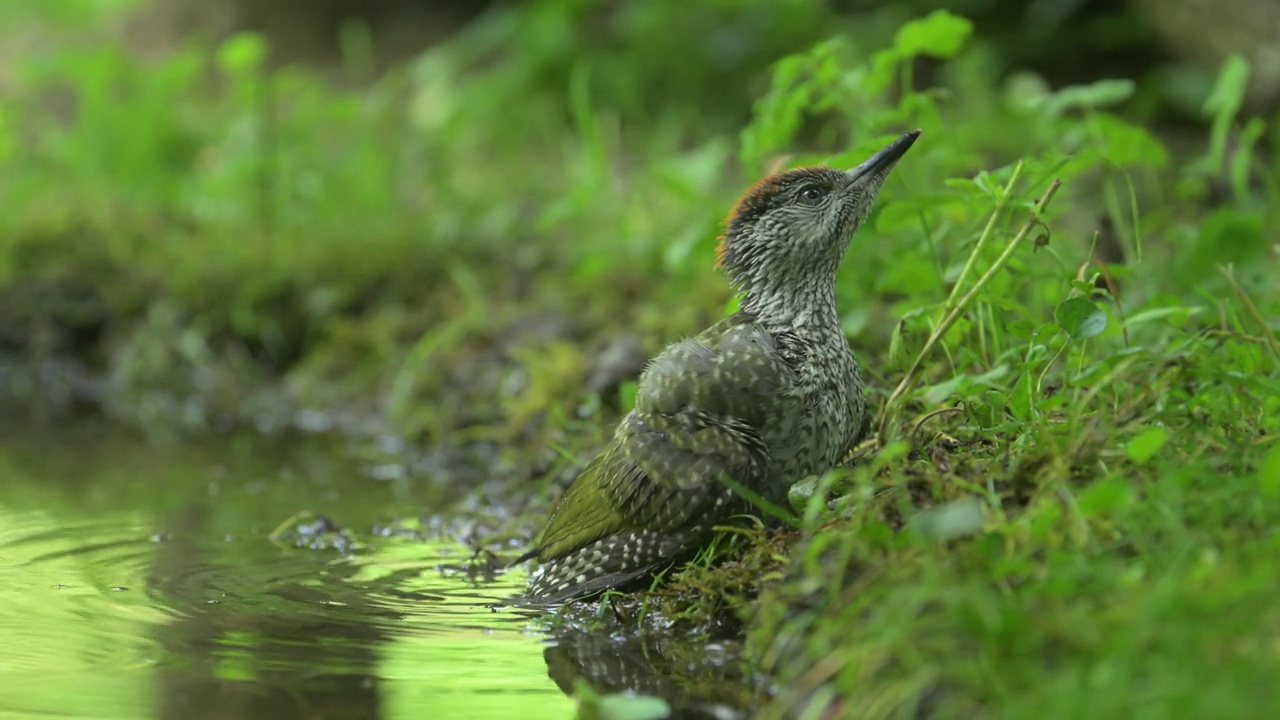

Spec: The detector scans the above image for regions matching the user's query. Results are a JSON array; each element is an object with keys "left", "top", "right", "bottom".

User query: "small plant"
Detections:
[{"left": 733, "top": 15, "right": 1279, "bottom": 719}]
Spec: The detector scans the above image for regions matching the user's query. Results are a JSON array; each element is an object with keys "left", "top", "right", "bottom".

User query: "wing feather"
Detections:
[{"left": 531, "top": 315, "right": 793, "bottom": 566}]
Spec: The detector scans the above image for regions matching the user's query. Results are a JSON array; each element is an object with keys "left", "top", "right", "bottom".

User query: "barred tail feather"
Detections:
[{"left": 519, "top": 529, "right": 694, "bottom": 605}]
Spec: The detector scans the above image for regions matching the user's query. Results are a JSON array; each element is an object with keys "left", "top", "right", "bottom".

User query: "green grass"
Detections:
[
  {"left": 2, "top": 2, "right": 1279, "bottom": 718},
  {"left": 733, "top": 20, "right": 1279, "bottom": 717}
]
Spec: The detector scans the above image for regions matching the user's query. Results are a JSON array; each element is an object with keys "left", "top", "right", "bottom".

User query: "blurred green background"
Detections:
[
  {"left": 2, "top": 2, "right": 1279, "bottom": 718},
  {"left": 1, "top": 0, "right": 1274, "bottom": 444}
]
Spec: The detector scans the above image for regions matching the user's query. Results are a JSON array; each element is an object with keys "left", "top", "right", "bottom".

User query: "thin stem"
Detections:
[
  {"left": 1035, "top": 338, "right": 1069, "bottom": 412},
  {"left": 878, "top": 177, "right": 1064, "bottom": 441},
  {"left": 942, "top": 161, "right": 1024, "bottom": 315},
  {"left": 1217, "top": 264, "right": 1280, "bottom": 370}
]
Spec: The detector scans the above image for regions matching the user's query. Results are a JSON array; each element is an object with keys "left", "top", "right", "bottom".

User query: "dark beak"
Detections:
[{"left": 846, "top": 129, "right": 921, "bottom": 182}]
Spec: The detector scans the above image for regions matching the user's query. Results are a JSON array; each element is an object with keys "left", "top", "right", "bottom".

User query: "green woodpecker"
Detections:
[{"left": 519, "top": 131, "right": 920, "bottom": 604}]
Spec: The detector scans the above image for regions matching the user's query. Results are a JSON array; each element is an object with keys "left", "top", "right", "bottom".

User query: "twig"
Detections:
[
  {"left": 878, "top": 176, "right": 1064, "bottom": 441},
  {"left": 1217, "top": 264, "right": 1280, "bottom": 369},
  {"left": 910, "top": 406, "right": 967, "bottom": 440},
  {"left": 942, "top": 162, "right": 1024, "bottom": 316}
]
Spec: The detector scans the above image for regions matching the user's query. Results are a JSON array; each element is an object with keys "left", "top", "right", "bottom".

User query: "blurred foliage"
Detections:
[{"left": 0, "top": 1, "right": 1278, "bottom": 715}]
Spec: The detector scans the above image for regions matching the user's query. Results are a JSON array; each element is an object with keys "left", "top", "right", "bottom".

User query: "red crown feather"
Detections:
[{"left": 716, "top": 167, "right": 831, "bottom": 268}]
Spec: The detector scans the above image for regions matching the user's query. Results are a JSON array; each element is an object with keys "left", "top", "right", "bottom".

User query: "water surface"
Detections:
[{"left": 0, "top": 414, "right": 574, "bottom": 719}]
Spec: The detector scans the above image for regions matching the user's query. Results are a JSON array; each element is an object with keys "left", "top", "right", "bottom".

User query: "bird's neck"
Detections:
[{"left": 739, "top": 276, "right": 840, "bottom": 335}]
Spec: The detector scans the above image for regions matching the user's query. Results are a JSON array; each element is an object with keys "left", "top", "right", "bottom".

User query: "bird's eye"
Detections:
[{"left": 798, "top": 186, "right": 826, "bottom": 205}]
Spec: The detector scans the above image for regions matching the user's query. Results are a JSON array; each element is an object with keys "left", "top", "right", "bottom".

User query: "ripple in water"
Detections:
[{"left": 0, "top": 429, "right": 574, "bottom": 720}]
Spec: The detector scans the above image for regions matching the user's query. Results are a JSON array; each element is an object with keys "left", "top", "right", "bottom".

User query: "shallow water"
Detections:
[
  {"left": 0, "top": 413, "right": 578, "bottom": 719},
  {"left": 0, "top": 412, "right": 759, "bottom": 719}
]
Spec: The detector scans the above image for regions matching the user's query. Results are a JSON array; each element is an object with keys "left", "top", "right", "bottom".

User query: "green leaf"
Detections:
[
  {"left": 1034, "top": 79, "right": 1135, "bottom": 118},
  {"left": 894, "top": 10, "right": 973, "bottom": 60},
  {"left": 973, "top": 401, "right": 999, "bottom": 428},
  {"left": 1203, "top": 55, "right": 1250, "bottom": 124},
  {"left": 1125, "top": 427, "right": 1170, "bottom": 465},
  {"left": 922, "top": 374, "right": 966, "bottom": 406},
  {"left": 1054, "top": 298, "right": 1107, "bottom": 340},
  {"left": 1203, "top": 55, "right": 1251, "bottom": 174},
  {"left": 1260, "top": 445, "right": 1280, "bottom": 499},
  {"left": 1090, "top": 114, "right": 1170, "bottom": 169},
  {"left": 1182, "top": 210, "right": 1268, "bottom": 281},
  {"left": 740, "top": 39, "right": 846, "bottom": 169},
  {"left": 1231, "top": 117, "right": 1267, "bottom": 199},
  {"left": 909, "top": 498, "right": 985, "bottom": 543},
  {"left": 1069, "top": 279, "right": 1096, "bottom": 295},
  {"left": 1125, "top": 306, "right": 1201, "bottom": 328},
  {"left": 1078, "top": 476, "right": 1136, "bottom": 518},
  {"left": 216, "top": 33, "right": 267, "bottom": 76}
]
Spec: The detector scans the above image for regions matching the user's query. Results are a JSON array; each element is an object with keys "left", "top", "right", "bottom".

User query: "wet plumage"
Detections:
[{"left": 519, "top": 131, "right": 921, "bottom": 604}]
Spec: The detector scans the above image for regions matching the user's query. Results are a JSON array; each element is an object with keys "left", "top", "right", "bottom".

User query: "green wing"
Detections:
[{"left": 532, "top": 315, "right": 792, "bottom": 563}]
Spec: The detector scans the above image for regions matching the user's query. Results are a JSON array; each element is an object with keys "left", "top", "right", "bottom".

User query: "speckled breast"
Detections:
[{"left": 758, "top": 339, "right": 864, "bottom": 503}]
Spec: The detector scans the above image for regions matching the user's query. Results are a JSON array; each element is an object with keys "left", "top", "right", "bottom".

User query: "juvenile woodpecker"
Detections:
[{"left": 519, "top": 131, "right": 920, "bottom": 604}]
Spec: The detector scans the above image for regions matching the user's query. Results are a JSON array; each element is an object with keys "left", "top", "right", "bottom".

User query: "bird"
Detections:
[{"left": 516, "top": 130, "right": 921, "bottom": 605}]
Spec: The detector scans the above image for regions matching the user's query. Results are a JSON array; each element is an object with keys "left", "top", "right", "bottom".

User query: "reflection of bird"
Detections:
[
  {"left": 519, "top": 131, "right": 921, "bottom": 604},
  {"left": 542, "top": 619, "right": 756, "bottom": 718}
]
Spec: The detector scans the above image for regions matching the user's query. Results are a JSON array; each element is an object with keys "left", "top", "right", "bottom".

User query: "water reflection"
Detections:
[
  {"left": 540, "top": 610, "right": 762, "bottom": 719},
  {"left": 0, "top": 416, "right": 762, "bottom": 719},
  {"left": 0, "top": 419, "right": 571, "bottom": 719},
  {"left": 146, "top": 510, "right": 387, "bottom": 720}
]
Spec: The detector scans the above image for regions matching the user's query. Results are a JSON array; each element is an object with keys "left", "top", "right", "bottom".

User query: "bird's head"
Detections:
[{"left": 716, "top": 130, "right": 920, "bottom": 299}]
